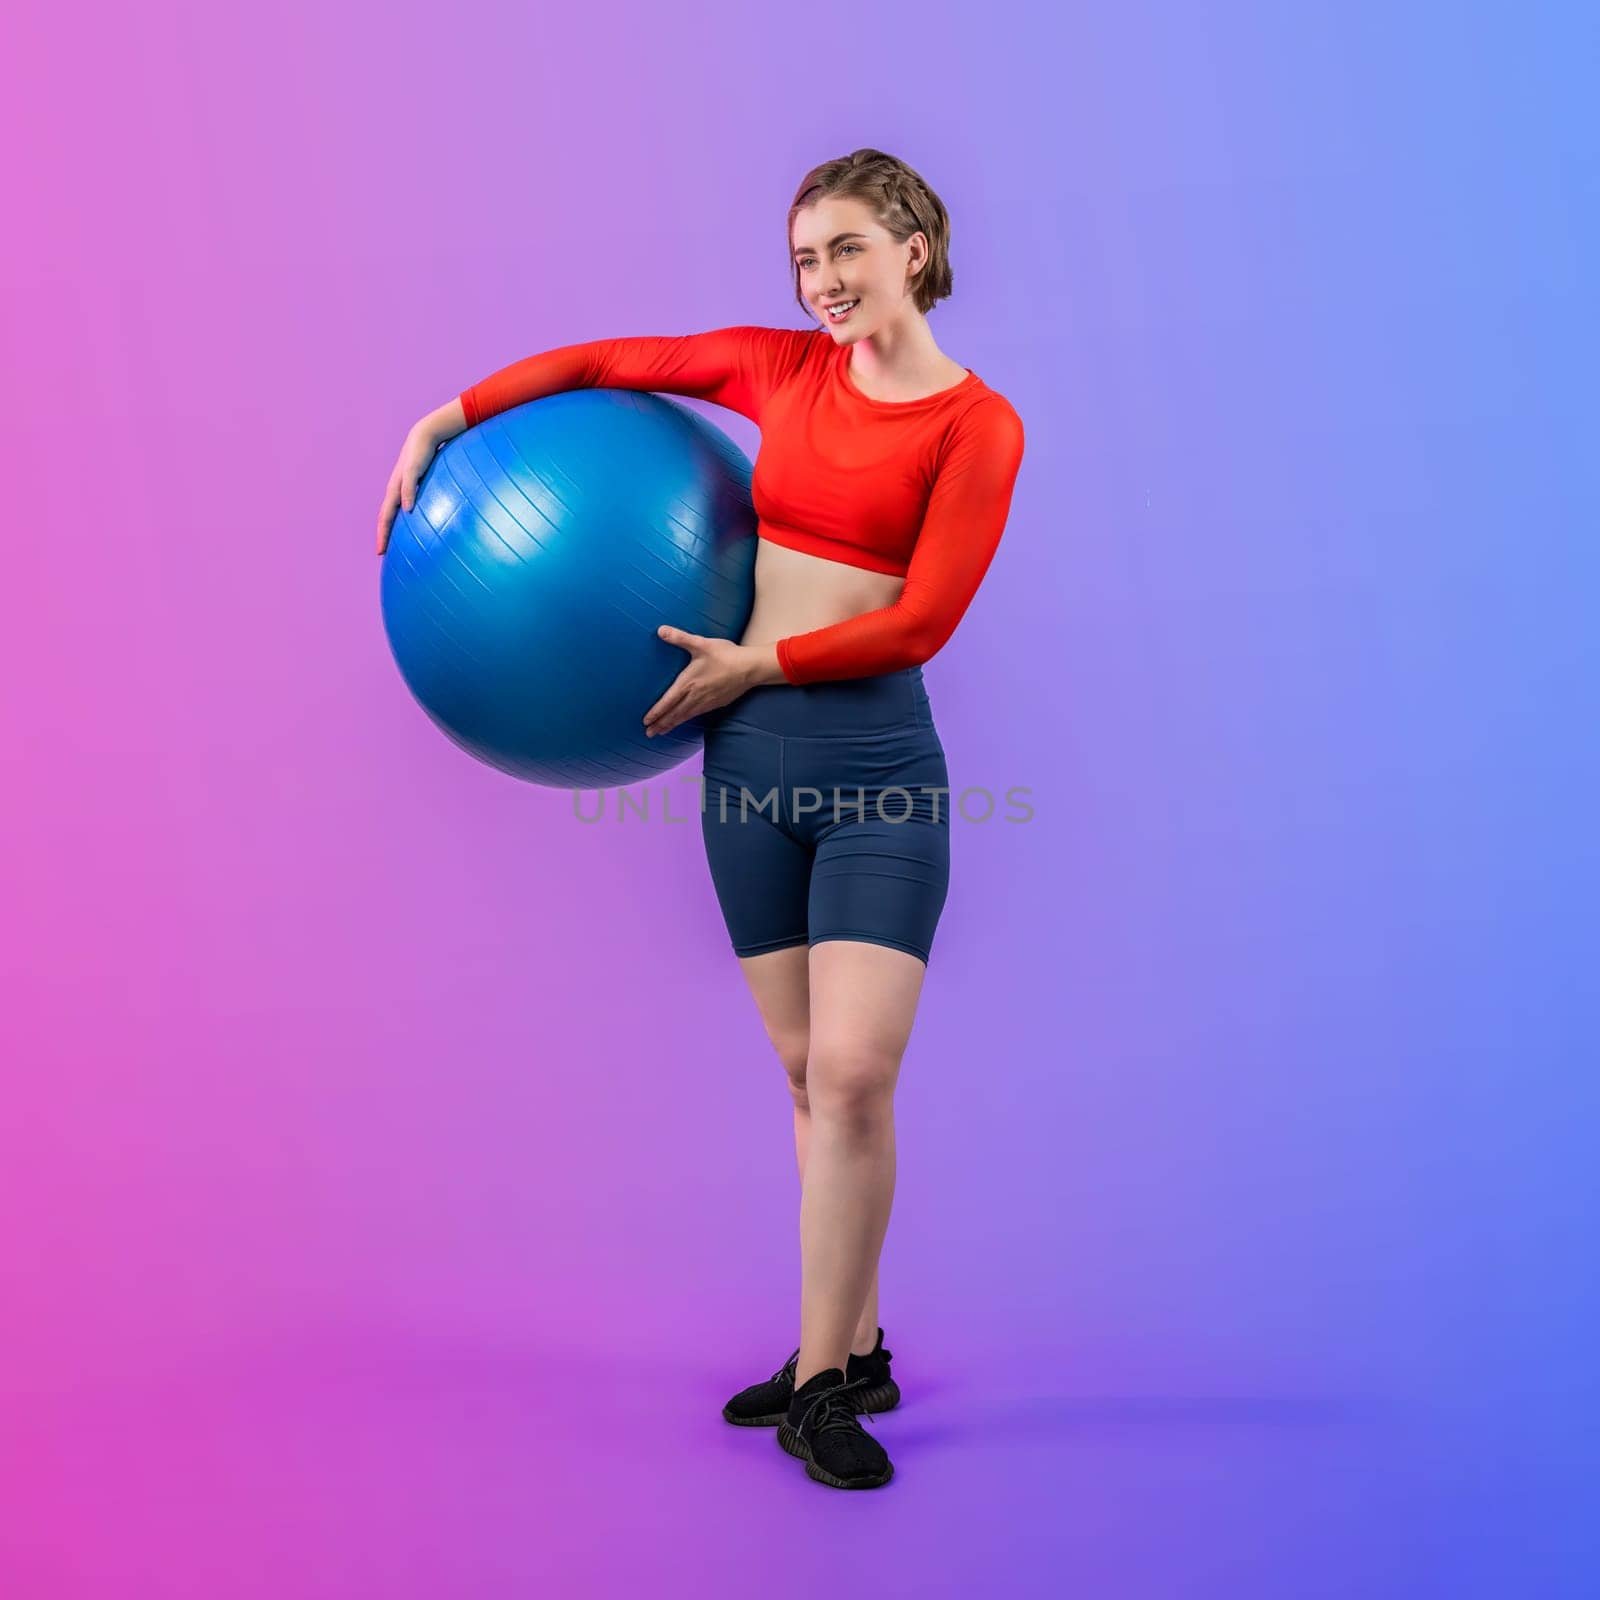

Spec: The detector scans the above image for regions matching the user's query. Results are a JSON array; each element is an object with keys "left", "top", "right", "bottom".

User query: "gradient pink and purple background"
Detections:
[{"left": 3, "top": 1, "right": 1595, "bottom": 1594}]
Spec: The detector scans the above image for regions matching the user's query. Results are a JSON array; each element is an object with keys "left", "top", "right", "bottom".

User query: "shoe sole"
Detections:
[
  {"left": 776, "top": 1417, "right": 895, "bottom": 1489},
  {"left": 721, "top": 1378, "right": 900, "bottom": 1428}
]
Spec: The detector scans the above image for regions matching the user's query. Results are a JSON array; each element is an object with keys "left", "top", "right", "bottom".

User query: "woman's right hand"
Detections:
[
  {"left": 377, "top": 398, "right": 468, "bottom": 555},
  {"left": 376, "top": 423, "right": 445, "bottom": 555}
]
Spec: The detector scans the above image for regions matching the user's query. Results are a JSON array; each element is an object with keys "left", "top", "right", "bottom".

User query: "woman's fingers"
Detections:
[
  {"left": 378, "top": 431, "right": 437, "bottom": 553},
  {"left": 644, "top": 697, "right": 679, "bottom": 734},
  {"left": 645, "top": 683, "right": 695, "bottom": 735},
  {"left": 377, "top": 466, "right": 401, "bottom": 554}
]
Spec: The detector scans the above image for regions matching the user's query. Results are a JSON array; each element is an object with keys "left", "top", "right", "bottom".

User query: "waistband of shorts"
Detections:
[{"left": 715, "top": 665, "right": 929, "bottom": 737}]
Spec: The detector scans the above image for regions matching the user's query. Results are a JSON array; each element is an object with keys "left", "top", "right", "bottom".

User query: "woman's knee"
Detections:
[{"left": 806, "top": 1044, "right": 899, "bottom": 1123}]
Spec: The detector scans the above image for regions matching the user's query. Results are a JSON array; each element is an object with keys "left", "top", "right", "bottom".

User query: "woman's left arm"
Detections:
[
  {"left": 642, "top": 397, "right": 1025, "bottom": 733},
  {"left": 772, "top": 397, "right": 1026, "bottom": 686}
]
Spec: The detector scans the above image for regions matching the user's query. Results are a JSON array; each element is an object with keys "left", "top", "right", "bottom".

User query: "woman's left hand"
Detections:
[{"left": 644, "top": 626, "right": 757, "bottom": 737}]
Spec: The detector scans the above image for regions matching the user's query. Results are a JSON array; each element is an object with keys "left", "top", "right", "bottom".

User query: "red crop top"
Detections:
[{"left": 458, "top": 325, "right": 1025, "bottom": 685}]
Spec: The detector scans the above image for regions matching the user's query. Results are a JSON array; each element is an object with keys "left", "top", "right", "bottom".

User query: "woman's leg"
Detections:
[
  {"left": 792, "top": 938, "right": 928, "bottom": 1388},
  {"left": 737, "top": 945, "right": 882, "bottom": 1355}
]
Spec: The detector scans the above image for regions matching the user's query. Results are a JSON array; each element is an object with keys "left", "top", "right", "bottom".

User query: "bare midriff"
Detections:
[{"left": 739, "top": 538, "right": 905, "bottom": 652}]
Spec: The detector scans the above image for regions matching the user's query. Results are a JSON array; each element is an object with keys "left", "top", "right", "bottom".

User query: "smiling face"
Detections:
[{"left": 791, "top": 194, "right": 928, "bottom": 341}]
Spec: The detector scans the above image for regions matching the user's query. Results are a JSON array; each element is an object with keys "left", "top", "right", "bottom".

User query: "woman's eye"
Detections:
[{"left": 798, "top": 244, "right": 860, "bottom": 270}]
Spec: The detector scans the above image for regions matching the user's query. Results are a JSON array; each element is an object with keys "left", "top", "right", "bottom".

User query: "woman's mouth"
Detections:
[{"left": 824, "top": 298, "right": 860, "bottom": 323}]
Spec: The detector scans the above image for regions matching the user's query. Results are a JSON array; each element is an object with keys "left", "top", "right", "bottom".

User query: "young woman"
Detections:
[{"left": 376, "top": 149, "right": 1025, "bottom": 1491}]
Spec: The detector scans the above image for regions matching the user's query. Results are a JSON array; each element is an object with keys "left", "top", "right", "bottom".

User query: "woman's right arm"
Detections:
[
  {"left": 458, "top": 325, "right": 813, "bottom": 430},
  {"left": 377, "top": 326, "right": 815, "bottom": 555}
]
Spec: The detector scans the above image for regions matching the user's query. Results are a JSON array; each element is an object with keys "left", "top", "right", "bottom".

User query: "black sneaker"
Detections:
[
  {"left": 777, "top": 1368, "right": 893, "bottom": 1489},
  {"left": 721, "top": 1328, "right": 899, "bottom": 1427}
]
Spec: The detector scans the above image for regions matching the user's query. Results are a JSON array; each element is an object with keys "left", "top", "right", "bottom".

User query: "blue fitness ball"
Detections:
[{"left": 380, "top": 389, "right": 758, "bottom": 789}]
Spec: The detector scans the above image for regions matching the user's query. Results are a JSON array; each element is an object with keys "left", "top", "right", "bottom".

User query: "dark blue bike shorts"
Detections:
[{"left": 699, "top": 665, "right": 951, "bottom": 966}]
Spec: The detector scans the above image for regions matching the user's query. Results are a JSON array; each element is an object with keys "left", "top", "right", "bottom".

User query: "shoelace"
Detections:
[{"left": 797, "top": 1375, "right": 879, "bottom": 1438}]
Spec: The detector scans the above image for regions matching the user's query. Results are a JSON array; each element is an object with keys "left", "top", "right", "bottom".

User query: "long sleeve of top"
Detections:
[
  {"left": 458, "top": 325, "right": 1026, "bottom": 685},
  {"left": 459, "top": 324, "right": 808, "bottom": 428}
]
